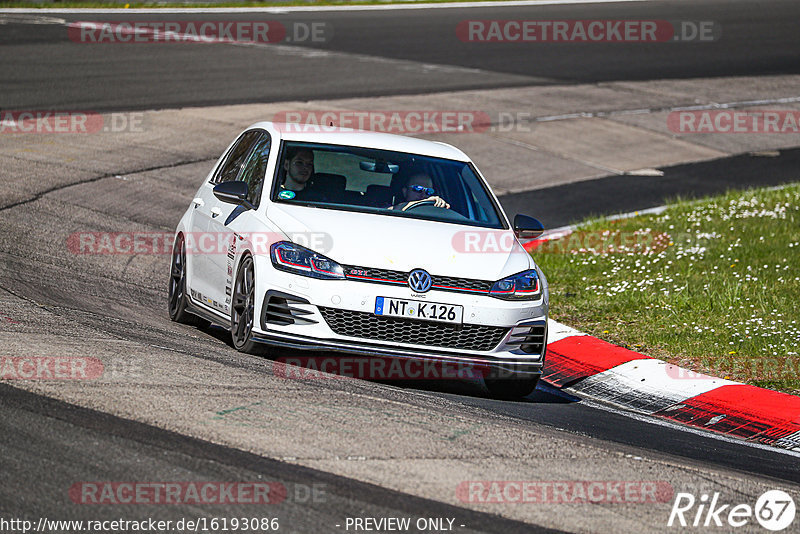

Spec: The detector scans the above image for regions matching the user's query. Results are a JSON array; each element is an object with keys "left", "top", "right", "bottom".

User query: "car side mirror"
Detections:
[
  {"left": 513, "top": 214, "right": 545, "bottom": 239},
  {"left": 213, "top": 181, "right": 255, "bottom": 210}
]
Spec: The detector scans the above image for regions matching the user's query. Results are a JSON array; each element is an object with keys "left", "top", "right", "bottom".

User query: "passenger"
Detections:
[
  {"left": 280, "top": 147, "right": 314, "bottom": 195},
  {"left": 392, "top": 173, "right": 450, "bottom": 211},
  {"left": 279, "top": 148, "right": 341, "bottom": 203}
]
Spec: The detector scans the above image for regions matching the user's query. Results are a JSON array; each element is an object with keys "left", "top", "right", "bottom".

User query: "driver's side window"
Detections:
[
  {"left": 213, "top": 130, "right": 262, "bottom": 184},
  {"left": 238, "top": 134, "right": 271, "bottom": 207}
]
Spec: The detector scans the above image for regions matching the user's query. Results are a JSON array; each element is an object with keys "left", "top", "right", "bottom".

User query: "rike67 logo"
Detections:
[{"left": 668, "top": 490, "right": 795, "bottom": 530}]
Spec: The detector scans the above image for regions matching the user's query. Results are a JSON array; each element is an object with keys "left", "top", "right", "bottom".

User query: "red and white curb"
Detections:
[{"left": 544, "top": 319, "right": 800, "bottom": 451}]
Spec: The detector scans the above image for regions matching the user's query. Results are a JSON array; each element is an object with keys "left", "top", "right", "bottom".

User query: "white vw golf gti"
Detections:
[{"left": 169, "top": 122, "right": 549, "bottom": 398}]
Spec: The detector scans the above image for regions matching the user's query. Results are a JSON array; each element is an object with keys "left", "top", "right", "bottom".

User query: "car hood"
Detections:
[{"left": 266, "top": 204, "right": 533, "bottom": 281}]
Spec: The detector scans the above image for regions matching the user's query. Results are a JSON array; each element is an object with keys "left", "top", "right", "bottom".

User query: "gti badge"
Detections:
[{"left": 408, "top": 269, "right": 432, "bottom": 293}]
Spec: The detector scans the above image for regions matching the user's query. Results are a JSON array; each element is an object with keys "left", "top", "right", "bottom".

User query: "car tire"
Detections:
[
  {"left": 168, "top": 234, "right": 206, "bottom": 326},
  {"left": 484, "top": 375, "right": 540, "bottom": 400},
  {"left": 231, "top": 254, "right": 261, "bottom": 354}
]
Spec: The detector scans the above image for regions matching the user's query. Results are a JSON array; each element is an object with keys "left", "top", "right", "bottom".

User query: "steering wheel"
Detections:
[{"left": 402, "top": 200, "right": 438, "bottom": 211}]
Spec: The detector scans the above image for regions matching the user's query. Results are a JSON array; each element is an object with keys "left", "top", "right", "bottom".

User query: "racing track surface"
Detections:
[
  {"left": 2, "top": 0, "right": 800, "bottom": 532},
  {"left": 0, "top": 384, "right": 556, "bottom": 533},
  {"left": 0, "top": 0, "right": 799, "bottom": 110},
  {"left": 499, "top": 146, "right": 800, "bottom": 228},
  {"left": 1, "top": 148, "right": 799, "bottom": 532}
]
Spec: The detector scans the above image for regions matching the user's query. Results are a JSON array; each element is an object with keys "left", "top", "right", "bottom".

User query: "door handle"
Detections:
[
  {"left": 211, "top": 207, "right": 222, "bottom": 218},
  {"left": 193, "top": 197, "right": 204, "bottom": 208}
]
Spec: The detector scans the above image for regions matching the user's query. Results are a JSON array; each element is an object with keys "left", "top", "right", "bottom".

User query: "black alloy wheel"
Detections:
[{"left": 231, "top": 255, "right": 260, "bottom": 353}]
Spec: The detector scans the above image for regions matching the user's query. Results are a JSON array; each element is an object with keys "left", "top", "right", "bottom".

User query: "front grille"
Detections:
[
  {"left": 506, "top": 323, "right": 546, "bottom": 354},
  {"left": 432, "top": 275, "right": 491, "bottom": 293},
  {"left": 342, "top": 266, "right": 406, "bottom": 284},
  {"left": 341, "top": 265, "right": 493, "bottom": 295},
  {"left": 318, "top": 307, "right": 510, "bottom": 352}
]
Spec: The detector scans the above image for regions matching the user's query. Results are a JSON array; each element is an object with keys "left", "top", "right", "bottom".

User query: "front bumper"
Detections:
[
  {"left": 252, "top": 263, "right": 549, "bottom": 378},
  {"left": 251, "top": 328, "right": 545, "bottom": 378}
]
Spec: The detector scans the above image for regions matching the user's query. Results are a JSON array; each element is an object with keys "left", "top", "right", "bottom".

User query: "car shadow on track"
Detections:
[
  {"left": 200, "top": 323, "right": 577, "bottom": 404},
  {"left": 387, "top": 377, "right": 580, "bottom": 405}
]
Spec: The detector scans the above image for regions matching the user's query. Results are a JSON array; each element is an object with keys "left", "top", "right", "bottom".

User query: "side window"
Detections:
[
  {"left": 238, "top": 133, "right": 271, "bottom": 207},
  {"left": 213, "top": 130, "right": 262, "bottom": 184}
]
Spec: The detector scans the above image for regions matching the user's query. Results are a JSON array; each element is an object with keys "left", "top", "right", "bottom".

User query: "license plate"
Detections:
[{"left": 374, "top": 297, "right": 463, "bottom": 324}]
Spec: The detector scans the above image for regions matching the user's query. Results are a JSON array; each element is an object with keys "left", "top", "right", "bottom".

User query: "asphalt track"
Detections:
[
  {"left": 499, "top": 146, "right": 800, "bottom": 228},
  {"left": 0, "top": 0, "right": 799, "bottom": 111},
  {"left": 1, "top": 146, "right": 799, "bottom": 531},
  {"left": 2, "top": 1, "right": 800, "bottom": 532},
  {"left": 0, "top": 384, "right": 559, "bottom": 534}
]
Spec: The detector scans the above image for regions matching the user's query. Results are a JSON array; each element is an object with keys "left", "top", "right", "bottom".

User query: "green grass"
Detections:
[{"left": 534, "top": 183, "right": 800, "bottom": 395}]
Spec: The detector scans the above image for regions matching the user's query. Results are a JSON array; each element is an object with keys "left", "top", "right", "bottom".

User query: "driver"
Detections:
[{"left": 393, "top": 173, "right": 450, "bottom": 211}]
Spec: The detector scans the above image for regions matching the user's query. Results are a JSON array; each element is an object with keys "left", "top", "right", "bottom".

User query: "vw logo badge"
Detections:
[{"left": 408, "top": 269, "right": 432, "bottom": 293}]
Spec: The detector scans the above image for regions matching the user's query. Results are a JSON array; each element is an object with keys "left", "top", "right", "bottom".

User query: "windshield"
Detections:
[{"left": 270, "top": 141, "right": 506, "bottom": 229}]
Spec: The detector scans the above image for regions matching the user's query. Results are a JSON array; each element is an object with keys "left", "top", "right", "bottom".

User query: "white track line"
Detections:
[
  {"left": 533, "top": 96, "right": 800, "bottom": 123},
  {"left": 0, "top": 0, "right": 658, "bottom": 14},
  {"left": 537, "top": 381, "right": 800, "bottom": 459},
  {"left": 9, "top": 16, "right": 514, "bottom": 78},
  {"left": 560, "top": 384, "right": 800, "bottom": 459}
]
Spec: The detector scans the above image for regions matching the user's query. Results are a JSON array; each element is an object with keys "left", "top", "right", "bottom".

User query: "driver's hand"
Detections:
[
  {"left": 401, "top": 196, "right": 450, "bottom": 211},
  {"left": 429, "top": 196, "right": 450, "bottom": 209}
]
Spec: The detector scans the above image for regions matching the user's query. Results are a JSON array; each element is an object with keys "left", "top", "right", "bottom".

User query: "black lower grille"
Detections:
[
  {"left": 261, "top": 291, "right": 317, "bottom": 327},
  {"left": 318, "top": 307, "right": 510, "bottom": 352},
  {"left": 506, "top": 323, "right": 546, "bottom": 354}
]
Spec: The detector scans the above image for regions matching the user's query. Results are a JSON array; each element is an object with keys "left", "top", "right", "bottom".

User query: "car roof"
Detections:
[{"left": 247, "top": 121, "right": 471, "bottom": 161}]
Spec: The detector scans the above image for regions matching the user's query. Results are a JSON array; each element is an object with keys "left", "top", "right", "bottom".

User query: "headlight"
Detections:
[
  {"left": 270, "top": 241, "right": 345, "bottom": 280},
  {"left": 489, "top": 269, "right": 541, "bottom": 300}
]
